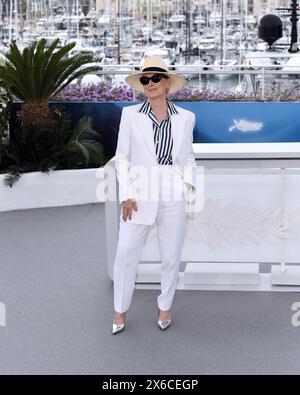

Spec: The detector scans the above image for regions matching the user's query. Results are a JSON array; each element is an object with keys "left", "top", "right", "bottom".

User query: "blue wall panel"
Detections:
[{"left": 12, "top": 101, "right": 300, "bottom": 156}]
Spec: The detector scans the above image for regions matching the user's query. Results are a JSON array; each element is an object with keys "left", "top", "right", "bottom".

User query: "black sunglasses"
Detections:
[{"left": 139, "top": 74, "right": 169, "bottom": 85}]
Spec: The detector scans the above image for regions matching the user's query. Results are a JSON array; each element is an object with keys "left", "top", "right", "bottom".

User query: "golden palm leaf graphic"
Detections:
[{"left": 144, "top": 198, "right": 300, "bottom": 250}]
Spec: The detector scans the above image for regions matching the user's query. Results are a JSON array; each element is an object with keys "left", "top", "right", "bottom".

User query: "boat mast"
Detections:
[
  {"left": 66, "top": 0, "right": 71, "bottom": 41},
  {"left": 76, "top": 0, "right": 80, "bottom": 40},
  {"left": 221, "top": 0, "right": 226, "bottom": 63},
  {"left": 14, "top": 0, "right": 18, "bottom": 37},
  {"left": 257, "top": 0, "right": 261, "bottom": 22},
  {"left": 147, "top": 0, "right": 151, "bottom": 45},
  {"left": 138, "top": 0, "right": 141, "bottom": 25},
  {"left": 166, "top": 0, "right": 169, "bottom": 31},
  {"left": 213, "top": 0, "right": 216, "bottom": 39},
  {"left": 239, "top": 0, "right": 243, "bottom": 66},
  {"left": 9, "top": 0, "right": 13, "bottom": 43},
  {"left": 117, "top": 0, "right": 120, "bottom": 63},
  {"left": 43, "top": 0, "right": 49, "bottom": 34},
  {"left": 245, "top": 0, "right": 248, "bottom": 42},
  {"left": 162, "top": 0, "right": 165, "bottom": 31},
  {"left": 26, "top": 0, "right": 31, "bottom": 37},
  {"left": 187, "top": 0, "right": 191, "bottom": 63}
]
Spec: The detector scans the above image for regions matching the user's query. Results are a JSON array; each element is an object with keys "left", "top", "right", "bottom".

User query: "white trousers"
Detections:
[{"left": 113, "top": 166, "right": 188, "bottom": 313}]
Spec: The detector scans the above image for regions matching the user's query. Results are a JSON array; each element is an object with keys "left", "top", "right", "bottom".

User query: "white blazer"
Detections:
[{"left": 112, "top": 102, "right": 197, "bottom": 225}]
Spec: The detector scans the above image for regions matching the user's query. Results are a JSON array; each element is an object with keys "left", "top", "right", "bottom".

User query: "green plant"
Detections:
[
  {"left": 1, "top": 106, "right": 106, "bottom": 187},
  {"left": 0, "top": 38, "right": 100, "bottom": 126},
  {"left": 0, "top": 83, "right": 11, "bottom": 131},
  {"left": 0, "top": 83, "right": 12, "bottom": 165}
]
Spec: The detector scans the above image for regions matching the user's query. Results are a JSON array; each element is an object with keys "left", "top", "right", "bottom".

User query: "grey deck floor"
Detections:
[{"left": 0, "top": 203, "right": 300, "bottom": 375}]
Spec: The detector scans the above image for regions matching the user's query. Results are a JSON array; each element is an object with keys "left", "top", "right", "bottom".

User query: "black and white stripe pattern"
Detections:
[{"left": 138, "top": 100, "right": 178, "bottom": 165}]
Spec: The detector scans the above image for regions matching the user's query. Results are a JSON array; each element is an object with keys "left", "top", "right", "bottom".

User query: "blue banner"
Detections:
[
  {"left": 11, "top": 101, "right": 300, "bottom": 157},
  {"left": 63, "top": 101, "right": 300, "bottom": 145}
]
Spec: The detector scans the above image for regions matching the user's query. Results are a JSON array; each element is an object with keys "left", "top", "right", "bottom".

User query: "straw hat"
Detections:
[{"left": 125, "top": 56, "right": 186, "bottom": 94}]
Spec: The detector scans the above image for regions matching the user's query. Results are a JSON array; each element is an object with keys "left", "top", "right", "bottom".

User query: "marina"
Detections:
[{"left": 1, "top": 1, "right": 300, "bottom": 95}]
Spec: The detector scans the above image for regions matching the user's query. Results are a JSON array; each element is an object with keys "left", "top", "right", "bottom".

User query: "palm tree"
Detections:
[{"left": 0, "top": 38, "right": 100, "bottom": 126}]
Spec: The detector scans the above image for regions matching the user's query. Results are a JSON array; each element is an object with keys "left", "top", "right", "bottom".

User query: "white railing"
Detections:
[{"left": 95, "top": 64, "right": 300, "bottom": 73}]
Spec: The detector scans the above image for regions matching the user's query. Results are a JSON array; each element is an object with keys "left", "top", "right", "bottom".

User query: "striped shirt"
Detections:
[{"left": 138, "top": 99, "right": 178, "bottom": 165}]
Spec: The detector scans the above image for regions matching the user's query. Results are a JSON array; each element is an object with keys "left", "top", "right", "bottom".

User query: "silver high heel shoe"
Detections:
[
  {"left": 112, "top": 322, "right": 125, "bottom": 335},
  {"left": 157, "top": 308, "right": 172, "bottom": 331},
  {"left": 112, "top": 312, "right": 126, "bottom": 335}
]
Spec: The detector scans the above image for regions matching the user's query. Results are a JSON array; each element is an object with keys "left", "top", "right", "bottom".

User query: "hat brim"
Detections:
[{"left": 125, "top": 71, "right": 186, "bottom": 94}]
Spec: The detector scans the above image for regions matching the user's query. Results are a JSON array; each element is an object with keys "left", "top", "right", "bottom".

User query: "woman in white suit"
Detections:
[{"left": 112, "top": 56, "right": 197, "bottom": 334}]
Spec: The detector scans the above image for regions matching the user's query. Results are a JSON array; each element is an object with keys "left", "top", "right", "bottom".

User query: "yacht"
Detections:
[
  {"left": 168, "top": 15, "right": 186, "bottom": 24},
  {"left": 96, "top": 15, "right": 111, "bottom": 27},
  {"left": 130, "top": 47, "right": 146, "bottom": 64},
  {"left": 198, "top": 35, "right": 217, "bottom": 54},
  {"left": 143, "top": 47, "right": 174, "bottom": 66}
]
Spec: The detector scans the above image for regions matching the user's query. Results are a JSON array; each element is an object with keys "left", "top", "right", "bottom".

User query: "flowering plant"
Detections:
[
  {"left": 53, "top": 82, "right": 134, "bottom": 102},
  {"left": 52, "top": 82, "right": 252, "bottom": 102},
  {"left": 53, "top": 79, "right": 300, "bottom": 102}
]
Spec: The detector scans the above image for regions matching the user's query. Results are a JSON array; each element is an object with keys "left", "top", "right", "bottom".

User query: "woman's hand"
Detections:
[{"left": 122, "top": 198, "right": 138, "bottom": 221}]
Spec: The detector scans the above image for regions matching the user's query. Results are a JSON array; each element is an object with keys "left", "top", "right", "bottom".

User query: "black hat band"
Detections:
[{"left": 142, "top": 67, "right": 168, "bottom": 72}]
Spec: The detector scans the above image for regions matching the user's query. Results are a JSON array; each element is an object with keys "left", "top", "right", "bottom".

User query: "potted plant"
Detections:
[{"left": 0, "top": 38, "right": 106, "bottom": 187}]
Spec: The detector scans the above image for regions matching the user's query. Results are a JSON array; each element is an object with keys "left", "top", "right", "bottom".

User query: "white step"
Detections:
[
  {"left": 271, "top": 265, "right": 300, "bottom": 286},
  {"left": 136, "top": 263, "right": 161, "bottom": 283},
  {"left": 184, "top": 262, "right": 260, "bottom": 285}
]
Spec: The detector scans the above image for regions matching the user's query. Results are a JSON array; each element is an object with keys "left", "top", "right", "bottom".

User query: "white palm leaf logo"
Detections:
[{"left": 229, "top": 118, "right": 263, "bottom": 132}]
